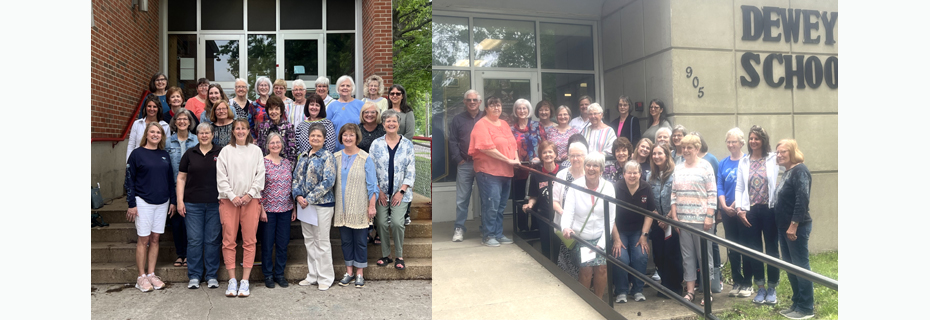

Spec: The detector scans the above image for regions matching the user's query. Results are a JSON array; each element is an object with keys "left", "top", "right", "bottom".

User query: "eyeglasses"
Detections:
[
  {"left": 155, "top": 78, "right": 167, "bottom": 82},
  {"left": 487, "top": 104, "right": 502, "bottom": 109},
  {"left": 649, "top": 106, "right": 661, "bottom": 110},
  {"left": 363, "top": 111, "right": 378, "bottom": 115},
  {"left": 465, "top": 99, "right": 480, "bottom": 102},
  {"left": 389, "top": 92, "right": 403, "bottom": 96}
]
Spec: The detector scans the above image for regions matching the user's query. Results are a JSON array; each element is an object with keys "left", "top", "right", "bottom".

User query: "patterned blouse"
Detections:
[
  {"left": 512, "top": 120, "right": 546, "bottom": 161},
  {"left": 370, "top": 136, "right": 416, "bottom": 203},
  {"left": 359, "top": 123, "right": 386, "bottom": 153},
  {"left": 291, "top": 147, "right": 336, "bottom": 205},
  {"left": 670, "top": 159, "right": 718, "bottom": 223},
  {"left": 255, "top": 119, "right": 298, "bottom": 163},
  {"left": 545, "top": 126, "right": 581, "bottom": 163},
  {"left": 212, "top": 121, "right": 233, "bottom": 147},
  {"left": 249, "top": 98, "right": 287, "bottom": 136},
  {"left": 230, "top": 99, "right": 251, "bottom": 121},
  {"left": 296, "top": 119, "right": 337, "bottom": 155},
  {"left": 748, "top": 157, "right": 770, "bottom": 206},
  {"left": 261, "top": 158, "right": 294, "bottom": 213},
  {"left": 602, "top": 160, "right": 624, "bottom": 185}
]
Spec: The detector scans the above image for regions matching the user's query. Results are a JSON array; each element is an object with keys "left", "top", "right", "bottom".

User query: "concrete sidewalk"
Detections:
[
  {"left": 432, "top": 220, "right": 604, "bottom": 320},
  {"left": 91, "top": 280, "right": 431, "bottom": 319}
]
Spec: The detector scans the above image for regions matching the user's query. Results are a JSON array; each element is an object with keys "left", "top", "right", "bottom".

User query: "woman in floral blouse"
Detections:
[
  {"left": 370, "top": 109, "right": 416, "bottom": 270},
  {"left": 546, "top": 106, "right": 580, "bottom": 166},
  {"left": 602, "top": 137, "right": 633, "bottom": 185},
  {"left": 511, "top": 98, "right": 545, "bottom": 233},
  {"left": 255, "top": 95, "right": 298, "bottom": 163},
  {"left": 259, "top": 133, "right": 295, "bottom": 289},
  {"left": 292, "top": 122, "right": 337, "bottom": 290}
]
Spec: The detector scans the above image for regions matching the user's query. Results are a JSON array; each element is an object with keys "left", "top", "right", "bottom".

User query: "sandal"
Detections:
[
  {"left": 683, "top": 291, "right": 694, "bottom": 302},
  {"left": 395, "top": 258, "right": 406, "bottom": 270},
  {"left": 174, "top": 257, "right": 184, "bottom": 267},
  {"left": 377, "top": 257, "right": 393, "bottom": 267},
  {"left": 701, "top": 296, "right": 713, "bottom": 306},
  {"left": 374, "top": 234, "right": 382, "bottom": 245},
  {"left": 182, "top": 258, "right": 188, "bottom": 267}
]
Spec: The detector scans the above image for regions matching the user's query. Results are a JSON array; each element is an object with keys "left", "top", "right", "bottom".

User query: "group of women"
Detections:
[
  {"left": 480, "top": 94, "right": 814, "bottom": 319},
  {"left": 124, "top": 73, "right": 418, "bottom": 297}
]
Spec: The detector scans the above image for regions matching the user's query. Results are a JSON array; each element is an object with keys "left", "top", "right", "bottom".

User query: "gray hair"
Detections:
[
  {"left": 308, "top": 122, "right": 327, "bottom": 137},
  {"left": 557, "top": 105, "right": 572, "bottom": 118},
  {"left": 725, "top": 127, "right": 745, "bottom": 145},
  {"left": 292, "top": 79, "right": 306, "bottom": 90},
  {"left": 656, "top": 127, "right": 672, "bottom": 142},
  {"left": 381, "top": 109, "right": 400, "bottom": 123},
  {"left": 622, "top": 160, "right": 641, "bottom": 173},
  {"left": 235, "top": 78, "right": 249, "bottom": 89},
  {"left": 512, "top": 98, "right": 533, "bottom": 119},
  {"left": 314, "top": 76, "right": 331, "bottom": 86},
  {"left": 584, "top": 151, "right": 606, "bottom": 170},
  {"left": 672, "top": 124, "right": 688, "bottom": 136},
  {"left": 335, "top": 75, "right": 355, "bottom": 96},
  {"left": 169, "top": 109, "right": 195, "bottom": 134},
  {"left": 254, "top": 76, "right": 272, "bottom": 97},
  {"left": 587, "top": 103, "right": 603, "bottom": 115},
  {"left": 195, "top": 122, "right": 214, "bottom": 135},
  {"left": 265, "top": 132, "right": 284, "bottom": 154},
  {"left": 464, "top": 89, "right": 481, "bottom": 101},
  {"left": 568, "top": 142, "right": 587, "bottom": 155}
]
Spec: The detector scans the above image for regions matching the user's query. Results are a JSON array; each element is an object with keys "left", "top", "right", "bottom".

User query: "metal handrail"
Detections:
[
  {"left": 91, "top": 90, "right": 152, "bottom": 147},
  {"left": 516, "top": 164, "right": 837, "bottom": 319}
]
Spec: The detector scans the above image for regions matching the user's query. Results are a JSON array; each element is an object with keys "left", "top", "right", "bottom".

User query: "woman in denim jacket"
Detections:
[
  {"left": 370, "top": 109, "right": 416, "bottom": 270},
  {"left": 646, "top": 142, "right": 684, "bottom": 298},
  {"left": 166, "top": 109, "right": 197, "bottom": 268},
  {"left": 292, "top": 122, "right": 337, "bottom": 290}
]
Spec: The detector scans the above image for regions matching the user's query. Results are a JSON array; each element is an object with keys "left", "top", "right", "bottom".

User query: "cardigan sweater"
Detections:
[
  {"left": 333, "top": 150, "right": 379, "bottom": 229},
  {"left": 734, "top": 152, "right": 779, "bottom": 211},
  {"left": 608, "top": 114, "right": 641, "bottom": 147}
]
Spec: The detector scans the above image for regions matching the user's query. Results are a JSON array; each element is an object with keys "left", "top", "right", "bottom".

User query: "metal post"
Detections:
[
  {"left": 701, "top": 237, "right": 712, "bottom": 316},
  {"left": 603, "top": 193, "right": 613, "bottom": 307}
]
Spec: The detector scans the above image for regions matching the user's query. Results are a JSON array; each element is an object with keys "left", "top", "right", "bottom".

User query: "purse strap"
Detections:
[{"left": 577, "top": 182, "right": 605, "bottom": 234}]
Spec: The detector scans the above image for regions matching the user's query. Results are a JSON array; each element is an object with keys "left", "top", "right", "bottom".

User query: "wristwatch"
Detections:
[
  {"left": 642, "top": 232, "right": 649, "bottom": 238},
  {"left": 399, "top": 189, "right": 406, "bottom": 195}
]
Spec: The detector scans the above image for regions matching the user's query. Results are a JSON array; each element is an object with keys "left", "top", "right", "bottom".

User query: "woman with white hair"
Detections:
[
  {"left": 288, "top": 79, "right": 309, "bottom": 127},
  {"left": 361, "top": 75, "right": 388, "bottom": 113},
  {"left": 510, "top": 98, "right": 546, "bottom": 232},
  {"left": 580, "top": 103, "right": 616, "bottom": 156},
  {"left": 561, "top": 152, "right": 616, "bottom": 300},
  {"left": 315, "top": 76, "right": 334, "bottom": 106},
  {"left": 231, "top": 79, "right": 251, "bottom": 121},
  {"left": 326, "top": 75, "right": 364, "bottom": 152},
  {"left": 717, "top": 127, "right": 753, "bottom": 298},
  {"left": 553, "top": 141, "right": 588, "bottom": 278},
  {"left": 249, "top": 77, "right": 274, "bottom": 136},
  {"left": 655, "top": 127, "right": 672, "bottom": 147}
]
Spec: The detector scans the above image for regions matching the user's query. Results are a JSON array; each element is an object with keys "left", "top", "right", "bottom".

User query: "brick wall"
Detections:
[
  {"left": 362, "top": 0, "right": 393, "bottom": 89},
  {"left": 91, "top": 0, "right": 160, "bottom": 138}
]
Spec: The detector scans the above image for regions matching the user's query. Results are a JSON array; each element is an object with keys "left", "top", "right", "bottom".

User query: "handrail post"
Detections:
[
  {"left": 603, "top": 192, "right": 613, "bottom": 307},
  {"left": 701, "top": 237, "right": 712, "bottom": 316}
]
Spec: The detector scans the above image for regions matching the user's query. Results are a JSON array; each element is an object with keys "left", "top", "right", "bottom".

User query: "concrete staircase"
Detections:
[{"left": 91, "top": 193, "right": 432, "bottom": 284}]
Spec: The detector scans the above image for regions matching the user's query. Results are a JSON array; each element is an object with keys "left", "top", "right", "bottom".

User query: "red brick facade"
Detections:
[
  {"left": 91, "top": 0, "right": 161, "bottom": 138},
  {"left": 362, "top": 0, "right": 393, "bottom": 88}
]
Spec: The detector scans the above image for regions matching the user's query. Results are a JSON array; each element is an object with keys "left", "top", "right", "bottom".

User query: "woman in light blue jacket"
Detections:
[
  {"left": 369, "top": 109, "right": 416, "bottom": 270},
  {"left": 166, "top": 108, "right": 197, "bottom": 268}
]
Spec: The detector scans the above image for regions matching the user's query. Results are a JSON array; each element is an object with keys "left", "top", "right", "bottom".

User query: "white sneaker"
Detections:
[
  {"left": 237, "top": 280, "right": 250, "bottom": 297},
  {"left": 729, "top": 284, "right": 741, "bottom": 297},
  {"left": 225, "top": 279, "right": 238, "bottom": 297},
  {"left": 207, "top": 278, "right": 219, "bottom": 288},
  {"left": 188, "top": 278, "right": 200, "bottom": 289},
  {"left": 452, "top": 228, "right": 464, "bottom": 242},
  {"left": 614, "top": 293, "right": 627, "bottom": 303},
  {"left": 738, "top": 285, "right": 754, "bottom": 298},
  {"left": 651, "top": 271, "right": 661, "bottom": 281},
  {"left": 299, "top": 279, "right": 318, "bottom": 286},
  {"left": 633, "top": 292, "right": 646, "bottom": 302}
]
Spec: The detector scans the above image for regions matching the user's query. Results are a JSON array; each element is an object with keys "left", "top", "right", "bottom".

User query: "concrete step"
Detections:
[
  {"left": 92, "top": 221, "right": 433, "bottom": 243},
  {"left": 91, "top": 238, "right": 432, "bottom": 263},
  {"left": 90, "top": 258, "right": 430, "bottom": 284}
]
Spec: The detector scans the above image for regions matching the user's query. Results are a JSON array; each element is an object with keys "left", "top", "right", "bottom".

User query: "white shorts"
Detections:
[{"left": 135, "top": 197, "right": 169, "bottom": 237}]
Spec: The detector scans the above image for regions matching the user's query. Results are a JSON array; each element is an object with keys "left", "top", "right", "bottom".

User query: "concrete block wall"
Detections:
[
  {"left": 601, "top": 0, "right": 838, "bottom": 252},
  {"left": 362, "top": 0, "right": 394, "bottom": 88}
]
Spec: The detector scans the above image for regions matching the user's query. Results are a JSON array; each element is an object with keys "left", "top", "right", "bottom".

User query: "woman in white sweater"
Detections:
[
  {"left": 561, "top": 152, "right": 616, "bottom": 300},
  {"left": 216, "top": 119, "right": 265, "bottom": 298}
]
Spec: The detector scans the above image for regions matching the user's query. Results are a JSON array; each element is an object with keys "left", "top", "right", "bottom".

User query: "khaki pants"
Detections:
[{"left": 301, "top": 205, "right": 335, "bottom": 288}]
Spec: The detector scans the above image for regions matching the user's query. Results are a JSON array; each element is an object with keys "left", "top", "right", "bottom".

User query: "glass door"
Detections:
[
  {"left": 278, "top": 33, "right": 326, "bottom": 90},
  {"left": 198, "top": 34, "right": 246, "bottom": 96},
  {"left": 475, "top": 71, "right": 539, "bottom": 124}
]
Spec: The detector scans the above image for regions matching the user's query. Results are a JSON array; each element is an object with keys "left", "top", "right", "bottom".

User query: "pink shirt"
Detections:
[
  {"left": 469, "top": 117, "right": 517, "bottom": 177},
  {"left": 185, "top": 97, "right": 206, "bottom": 119}
]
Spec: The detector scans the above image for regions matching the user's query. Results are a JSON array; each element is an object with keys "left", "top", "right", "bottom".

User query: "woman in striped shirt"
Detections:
[{"left": 580, "top": 103, "right": 616, "bottom": 156}]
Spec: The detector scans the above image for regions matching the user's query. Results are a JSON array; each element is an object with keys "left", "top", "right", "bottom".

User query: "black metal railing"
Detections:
[{"left": 512, "top": 164, "right": 838, "bottom": 320}]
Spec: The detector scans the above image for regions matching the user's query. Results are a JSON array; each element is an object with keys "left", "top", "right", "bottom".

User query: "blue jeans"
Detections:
[
  {"left": 184, "top": 202, "right": 221, "bottom": 281},
  {"left": 262, "top": 211, "right": 292, "bottom": 278},
  {"left": 742, "top": 204, "right": 780, "bottom": 288},
  {"left": 779, "top": 222, "right": 814, "bottom": 315},
  {"left": 721, "top": 210, "right": 751, "bottom": 287},
  {"left": 613, "top": 231, "right": 648, "bottom": 295},
  {"left": 169, "top": 210, "right": 188, "bottom": 258},
  {"left": 476, "top": 172, "right": 511, "bottom": 240},
  {"left": 455, "top": 161, "right": 476, "bottom": 232},
  {"left": 340, "top": 227, "right": 369, "bottom": 268}
]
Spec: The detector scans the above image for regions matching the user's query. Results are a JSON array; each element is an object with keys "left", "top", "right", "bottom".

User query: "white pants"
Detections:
[
  {"left": 134, "top": 197, "right": 168, "bottom": 236},
  {"left": 301, "top": 205, "right": 335, "bottom": 288}
]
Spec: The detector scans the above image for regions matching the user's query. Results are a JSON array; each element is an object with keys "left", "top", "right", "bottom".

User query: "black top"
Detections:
[
  {"left": 178, "top": 144, "right": 223, "bottom": 203},
  {"left": 387, "top": 141, "right": 398, "bottom": 195},
  {"left": 615, "top": 180, "right": 656, "bottom": 233},
  {"left": 125, "top": 148, "right": 176, "bottom": 208},
  {"left": 773, "top": 163, "right": 812, "bottom": 229},
  {"left": 448, "top": 110, "right": 485, "bottom": 164},
  {"left": 608, "top": 114, "right": 641, "bottom": 146},
  {"left": 527, "top": 163, "right": 561, "bottom": 213},
  {"left": 359, "top": 123, "right": 386, "bottom": 153}
]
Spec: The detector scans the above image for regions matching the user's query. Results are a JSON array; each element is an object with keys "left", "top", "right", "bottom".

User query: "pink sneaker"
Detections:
[
  {"left": 135, "top": 276, "right": 153, "bottom": 292},
  {"left": 147, "top": 274, "right": 165, "bottom": 290}
]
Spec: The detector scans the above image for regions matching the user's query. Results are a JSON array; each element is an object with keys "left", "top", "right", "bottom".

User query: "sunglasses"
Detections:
[{"left": 389, "top": 92, "right": 403, "bottom": 96}]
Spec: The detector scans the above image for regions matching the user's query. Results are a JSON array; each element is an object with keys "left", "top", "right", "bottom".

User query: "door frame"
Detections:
[
  {"left": 475, "top": 70, "right": 540, "bottom": 120},
  {"left": 277, "top": 32, "right": 327, "bottom": 88}
]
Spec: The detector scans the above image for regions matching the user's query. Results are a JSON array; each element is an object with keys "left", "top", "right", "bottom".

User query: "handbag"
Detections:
[
  {"left": 91, "top": 183, "right": 104, "bottom": 209},
  {"left": 554, "top": 183, "right": 604, "bottom": 250}
]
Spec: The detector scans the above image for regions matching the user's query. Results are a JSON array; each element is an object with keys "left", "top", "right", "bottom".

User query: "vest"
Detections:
[{"left": 333, "top": 150, "right": 372, "bottom": 229}]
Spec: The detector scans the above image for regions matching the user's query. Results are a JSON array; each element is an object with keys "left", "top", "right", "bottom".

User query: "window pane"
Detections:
[
  {"left": 201, "top": 0, "right": 244, "bottom": 30},
  {"left": 431, "top": 70, "right": 471, "bottom": 183},
  {"left": 281, "top": 0, "right": 322, "bottom": 30},
  {"left": 432, "top": 16, "right": 469, "bottom": 67},
  {"left": 285, "top": 40, "right": 319, "bottom": 81},
  {"left": 248, "top": 0, "right": 276, "bottom": 31},
  {"left": 247, "top": 34, "right": 276, "bottom": 100},
  {"left": 542, "top": 73, "right": 596, "bottom": 120},
  {"left": 168, "top": 0, "right": 196, "bottom": 31},
  {"left": 482, "top": 78, "right": 531, "bottom": 123},
  {"left": 473, "top": 19, "right": 536, "bottom": 68},
  {"left": 540, "top": 23, "right": 594, "bottom": 70},
  {"left": 206, "top": 40, "right": 239, "bottom": 82},
  {"left": 327, "top": 0, "right": 355, "bottom": 30},
  {"left": 327, "top": 33, "right": 355, "bottom": 79},
  {"left": 167, "top": 35, "right": 198, "bottom": 99}
]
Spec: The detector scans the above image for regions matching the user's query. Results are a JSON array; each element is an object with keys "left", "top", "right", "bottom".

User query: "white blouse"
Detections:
[{"left": 561, "top": 177, "right": 616, "bottom": 241}]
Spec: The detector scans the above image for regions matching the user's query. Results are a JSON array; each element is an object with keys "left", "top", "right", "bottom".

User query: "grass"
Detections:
[
  {"left": 414, "top": 156, "right": 431, "bottom": 196},
  {"left": 713, "top": 251, "right": 838, "bottom": 320}
]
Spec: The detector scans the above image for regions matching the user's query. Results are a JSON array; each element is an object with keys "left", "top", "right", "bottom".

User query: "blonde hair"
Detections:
[
  {"left": 776, "top": 139, "right": 804, "bottom": 164},
  {"left": 359, "top": 101, "right": 381, "bottom": 124},
  {"left": 680, "top": 134, "right": 702, "bottom": 150},
  {"left": 140, "top": 122, "right": 166, "bottom": 150}
]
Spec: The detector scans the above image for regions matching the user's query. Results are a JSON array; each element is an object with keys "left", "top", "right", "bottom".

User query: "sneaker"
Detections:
[
  {"left": 404, "top": 216, "right": 411, "bottom": 226},
  {"left": 779, "top": 307, "right": 795, "bottom": 316},
  {"left": 275, "top": 276, "right": 289, "bottom": 288},
  {"left": 482, "top": 237, "right": 501, "bottom": 247},
  {"left": 783, "top": 310, "right": 814, "bottom": 320},
  {"left": 207, "top": 278, "right": 220, "bottom": 288},
  {"left": 738, "top": 285, "right": 754, "bottom": 298},
  {"left": 264, "top": 276, "right": 275, "bottom": 288},
  {"left": 237, "top": 280, "right": 250, "bottom": 297},
  {"left": 651, "top": 271, "right": 661, "bottom": 281},
  {"left": 225, "top": 279, "right": 238, "bottom": 297},
  {"left": 318, "top": 284, "right": 331, "bottom": 291},
  {"left": 355, "top": 275, "right": 365, "bottom": 288},
  {"left": 497, "top": 236, "right": 514, "bottom": 245},
  {"left": 338, "top": 273, "right": 356, "bottom": 287},
  {"left": 614, "top": 293, "right": 627, "bottom": 303},
  {"left": 299, "top": 279, "right": 318, "bottom": 286},
  {"left": 135, "top": 276, "right": 153, "bottom": 292},
  {"left": 633, "top": 292, "right": 646, "bottom": 302},
  {"left": 188, "top": 278, "right": 200, "bottom": 289},
  {"left": 147, "top": 274, "right": 165, "bottom": 290},
  {"left": 728, "top": 284, "right": 741, "bottom": 297},
  {"left": 753, "top": 287, "right": 767, "bottom": 304},
  {"left": 765, "top": 288, "right": 778, "bottom": 305},
  {"left": 452, "top": 228, "right": 464, "bottom": 242}
]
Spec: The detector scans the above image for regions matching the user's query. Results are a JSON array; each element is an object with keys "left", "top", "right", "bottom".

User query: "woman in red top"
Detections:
[
  {"left": 468, "top": 96, "right": 520, "bottom": 247},
  {"left": 185, "top": 78, "right": 210, "bottom": 119}
]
